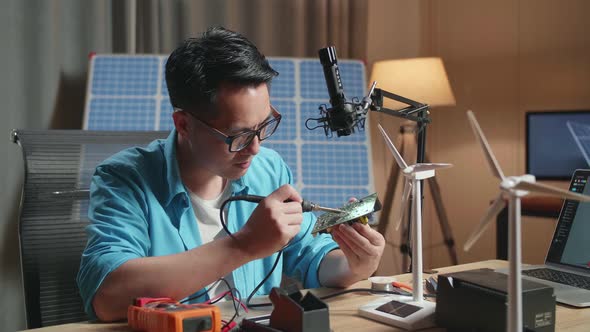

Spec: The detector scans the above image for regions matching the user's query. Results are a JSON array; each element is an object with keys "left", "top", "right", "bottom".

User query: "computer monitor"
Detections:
[{"left": 526, "top": 111, "right": 590, "bottom": 180}]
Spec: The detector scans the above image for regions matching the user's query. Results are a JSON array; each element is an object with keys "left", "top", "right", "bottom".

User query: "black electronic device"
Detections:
[{"left": 435, "top": 269, "right": 556, "bottom": 332}]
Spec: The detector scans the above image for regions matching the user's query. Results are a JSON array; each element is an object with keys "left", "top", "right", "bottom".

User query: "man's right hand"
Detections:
[{"left": 235, "top": 184, "right": 303, "bottom": 259}]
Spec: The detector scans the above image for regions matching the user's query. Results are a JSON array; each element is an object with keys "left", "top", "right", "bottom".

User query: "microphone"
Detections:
[
  {"left": 315, "top": 47, "right": 361, "bottom": 137},
  {"left": 319, "top": 47, "right": 347, "bottom": 110}
]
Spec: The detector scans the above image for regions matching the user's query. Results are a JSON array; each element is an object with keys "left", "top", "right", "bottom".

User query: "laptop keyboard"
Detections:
[{"left": 523, "top": 268, "right": 590, "bottom": 290}]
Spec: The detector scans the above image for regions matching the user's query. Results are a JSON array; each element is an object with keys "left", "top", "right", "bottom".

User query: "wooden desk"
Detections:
[{"left": 21, "top": 260, "right": 590, "bottom": 331}]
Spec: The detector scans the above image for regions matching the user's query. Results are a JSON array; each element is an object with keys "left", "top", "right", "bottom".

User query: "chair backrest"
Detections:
[{"left": 12, "top": 129, "right": 168, "bottom": 328}]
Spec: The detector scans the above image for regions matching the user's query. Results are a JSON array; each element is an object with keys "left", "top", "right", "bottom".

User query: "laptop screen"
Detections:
[{"left": 546, "top": 169, "right": 590, "bottom": 270}]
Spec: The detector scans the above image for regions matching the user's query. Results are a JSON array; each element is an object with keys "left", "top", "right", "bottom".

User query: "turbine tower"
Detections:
[{"left": 359, "top": 124, "right": 451, "bottom": 330}]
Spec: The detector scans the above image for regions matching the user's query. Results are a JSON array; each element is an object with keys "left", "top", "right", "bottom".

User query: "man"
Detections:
[{"left": 77, "top": 26, "right": 385, "bottom": 322}]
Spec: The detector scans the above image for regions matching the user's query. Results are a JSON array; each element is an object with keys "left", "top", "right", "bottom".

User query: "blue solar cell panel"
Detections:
[
  {"left": 84, "top": 54, "right": 373, "bottom": 212},
  {"left": 300, "top": 61, "right": 329, "bottom": 100},
  {"left": 268, "top": 100, "right": 297, "bottom": 141},
  {"left": 339, "top": 62, "right": 366, "bottom": 100},
  {"left": 91, "top": 56, "right": 160, "bottom": 96},
  {"left": 301, "top": 144, "right": 369, "bottom": 186},
  {"left": 268, "top": 59, "right": 296, "bottom": 98},
  {"left": 161, "top": 57, "right": 169, "bottom": 97},
  {"left": 159, "top": 98, "right": 175, "bottom": 130},
  {"left": 87, "top": 98, "right": 156, "bottom": 131}
]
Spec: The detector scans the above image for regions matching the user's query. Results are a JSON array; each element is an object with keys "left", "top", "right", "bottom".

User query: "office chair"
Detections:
[{"left": 12, "top": 129, "right": 167, "bottom": 328}]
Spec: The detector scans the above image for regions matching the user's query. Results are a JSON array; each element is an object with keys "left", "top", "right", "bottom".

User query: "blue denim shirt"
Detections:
[{"left": 76, "top": 130, "right": 339, "bottom": 318}]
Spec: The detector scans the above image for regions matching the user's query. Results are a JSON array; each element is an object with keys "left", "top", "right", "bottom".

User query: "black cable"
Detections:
[
  {"left": 219, "top": 195, "right": 265, "bottom": 240},
  {"left": 208, "top": 277, "right": 235, "bottom": 305},
  {"left": 320, "top": 288, "right": 420, "bottom": 300},
  {"left": 239, "top": 287, "right": 435, "bottom": 310},
  {"left": 245, "top": 251, "right": 283, "bottom": 308},
  {"left": 180, "top": 277, "right": 233, "bottom": 304},
  {"left": 180, "top": 287, "right": 209, "bottom": 304},
  {"left": 221, "top": 287, "right": 242, "bottom": 330},
  {"left": 219, "top": 196, "right": 292, "bottom": 310}
]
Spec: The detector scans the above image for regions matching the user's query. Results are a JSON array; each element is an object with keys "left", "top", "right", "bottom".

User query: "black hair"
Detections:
[{"left": 165, "top": 26, "right": 278, "bottom": 112}]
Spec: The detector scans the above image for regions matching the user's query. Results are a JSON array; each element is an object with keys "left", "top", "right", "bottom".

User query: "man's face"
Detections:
[{"left": 186, "top": 83, "right": 274, "bottom": 180}]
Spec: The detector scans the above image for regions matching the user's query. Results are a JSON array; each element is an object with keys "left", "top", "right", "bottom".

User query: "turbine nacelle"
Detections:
[
  {"left": 402, "top": 164, "right": 453, "bottom": 180},
  {"left": 500, "top": 175, "right": 536, "bottom": 196}
]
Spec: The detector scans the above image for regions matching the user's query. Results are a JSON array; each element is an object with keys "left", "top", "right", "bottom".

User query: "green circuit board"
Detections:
[{"left": 311, "top": 193, "right": 382, "bottom": 234}]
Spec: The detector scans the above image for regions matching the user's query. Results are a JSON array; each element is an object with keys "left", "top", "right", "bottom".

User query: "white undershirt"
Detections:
[{"left": 189, "top": 184, "right": 235, "bottom": 300}]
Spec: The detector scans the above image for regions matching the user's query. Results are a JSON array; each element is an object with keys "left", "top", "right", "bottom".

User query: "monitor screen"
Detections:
[{"left": 526, "top": 111, "right": 590, "bottom": 180}]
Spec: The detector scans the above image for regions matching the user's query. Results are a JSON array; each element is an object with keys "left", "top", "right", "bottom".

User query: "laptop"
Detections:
[{"left": 499, "top": 169, "right": 590, "bottom": 307}]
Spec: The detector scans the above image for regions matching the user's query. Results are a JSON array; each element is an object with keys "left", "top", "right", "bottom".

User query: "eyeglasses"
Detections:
[{"left": 182, "top": 105, "right": 282, "bottom": 152}]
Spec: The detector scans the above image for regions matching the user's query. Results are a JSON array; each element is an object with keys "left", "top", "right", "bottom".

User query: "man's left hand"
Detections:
[{"left": 330, "top": 222, "right": 385, "bottom": 280}]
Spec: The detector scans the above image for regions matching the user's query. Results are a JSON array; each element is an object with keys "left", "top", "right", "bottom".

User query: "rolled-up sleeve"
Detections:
[
  {"left": 76, "top": 165, "right": 150, "bottom": 319},
  {"left": 282, "top": 212, "right": 339, "bottom": 289},
  {"left": 270, "top": 150, "right": 340, "bottom": 288}
]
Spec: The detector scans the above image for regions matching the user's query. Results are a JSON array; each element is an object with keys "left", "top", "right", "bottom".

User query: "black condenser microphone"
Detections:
[{"left": 318, "top": 46, "right": 358, "bottom": 137}]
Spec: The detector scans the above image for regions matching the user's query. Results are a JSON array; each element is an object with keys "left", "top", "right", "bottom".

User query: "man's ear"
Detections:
[{"left": 172, "top": 111, "right": 191, "bottom": 139}]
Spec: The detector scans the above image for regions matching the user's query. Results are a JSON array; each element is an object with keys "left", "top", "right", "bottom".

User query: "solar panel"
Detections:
[{"left": 84, "top": 54, "right": 374, "bottom": 212}]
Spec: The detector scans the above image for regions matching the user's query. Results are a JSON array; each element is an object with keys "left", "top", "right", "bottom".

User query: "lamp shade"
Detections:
[{"left": 370, "top": 57, "right": 456, "bottom": 110}]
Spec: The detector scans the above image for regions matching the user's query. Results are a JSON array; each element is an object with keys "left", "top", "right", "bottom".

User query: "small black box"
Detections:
[{"left": 435, "top": 269, "right": 556, "bottom": 332}]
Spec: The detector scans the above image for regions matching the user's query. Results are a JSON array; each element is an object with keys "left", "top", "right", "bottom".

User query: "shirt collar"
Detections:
[
  {"left": 231, "top": 176, "right": 248, "bottom": 194},
  {"left": 162, "top": 129, "right": 187, "bottom": 207}
]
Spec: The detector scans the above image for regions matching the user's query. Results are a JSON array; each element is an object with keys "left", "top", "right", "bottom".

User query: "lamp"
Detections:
[
  {"left": 370, "top": 57, "right": 458, "bottom": 272},
  {"left": 370, "top": 57, "right": 455, "bottom": 109}
]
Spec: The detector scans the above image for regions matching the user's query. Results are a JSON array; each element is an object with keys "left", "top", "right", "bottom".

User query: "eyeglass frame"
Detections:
[{"left": 175, "top": 105, "right": 282, "bottom": 153}]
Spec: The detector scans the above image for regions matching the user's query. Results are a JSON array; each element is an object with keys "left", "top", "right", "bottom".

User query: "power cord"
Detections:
[
  {"left": 219, "top": 195, "right": 285, "bottom": 310},
  {"left": 180, "top": 277, "right": 233, "bottom": 304},
  {"left": 219, "top": 195, "right": 267, "bottom": 240}
]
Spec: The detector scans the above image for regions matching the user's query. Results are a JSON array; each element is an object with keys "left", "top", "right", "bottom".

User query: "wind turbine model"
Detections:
[
  {"left": 359, "top": 124, "right": 452, "bottom": 330},
  {"left": 463, "top": 110, "right": 590, "bottom": 332}
]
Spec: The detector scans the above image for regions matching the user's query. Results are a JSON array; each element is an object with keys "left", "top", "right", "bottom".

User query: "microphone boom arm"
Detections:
[{"left": 369, "top": 87, "right": 432, "bottom": 124}]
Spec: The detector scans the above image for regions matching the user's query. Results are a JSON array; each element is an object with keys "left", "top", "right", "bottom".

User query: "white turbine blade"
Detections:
[
  {"left": 466, "top": 110, "right": 506, "bottom": 180},
  {"left": 378, "top": 123, "right": 408, "bottom": 170},
  {"left": 514, "top": 181, "right": 590, "bottom": 202},
  {"left": 412, "top": 163, "right": 453, "bottom": 172},
  {"left": 464, "top": 194, "right": 506, "bottom": 251},
  {"left": 395, "top": 180, "right": 412, "bottom": 231}
]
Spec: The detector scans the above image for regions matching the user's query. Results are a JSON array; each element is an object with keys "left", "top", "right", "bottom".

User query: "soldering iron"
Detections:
[
  {"left": 218, "top": 194, "right": 344, "bottom": 243},
  {"left": 227, "top": 195, "right": 344, "bottom": 214}
]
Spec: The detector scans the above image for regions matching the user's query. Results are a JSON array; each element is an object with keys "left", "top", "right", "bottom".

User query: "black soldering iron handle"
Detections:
[{"left": 230, "top": 194, "right": 315, "bottom": 212}]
